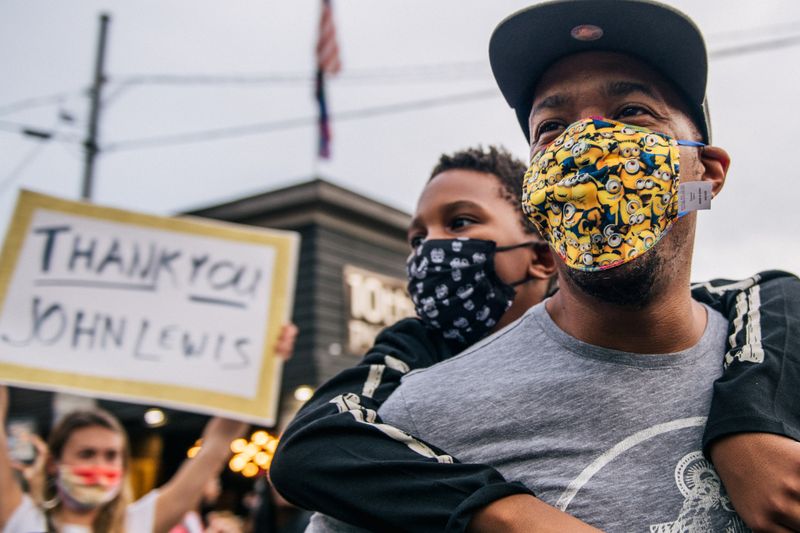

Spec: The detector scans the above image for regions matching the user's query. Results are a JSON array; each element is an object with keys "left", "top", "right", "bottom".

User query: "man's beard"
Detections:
[{"left": 563, "top": 247, "right": 664, "bottom": 308}]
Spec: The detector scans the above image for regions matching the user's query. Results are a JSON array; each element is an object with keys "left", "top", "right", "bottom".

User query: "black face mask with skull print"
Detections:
[{"left": 406, "top": 238, "right": 535, "bottom": 347}]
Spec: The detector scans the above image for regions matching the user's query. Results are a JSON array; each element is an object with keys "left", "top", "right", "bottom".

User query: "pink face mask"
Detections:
[{"left": 56, "top": 464, "right": 123, "bottom": 511}]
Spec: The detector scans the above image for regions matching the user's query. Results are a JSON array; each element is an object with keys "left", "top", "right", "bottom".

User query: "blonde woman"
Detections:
[{"left": 0, "top": 385, "right": 247, "bottom": 533}]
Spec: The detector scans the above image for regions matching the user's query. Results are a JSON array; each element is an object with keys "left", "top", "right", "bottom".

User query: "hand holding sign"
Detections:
[{"left": 275, "top": 323, "right": 299, "bottom": 361}]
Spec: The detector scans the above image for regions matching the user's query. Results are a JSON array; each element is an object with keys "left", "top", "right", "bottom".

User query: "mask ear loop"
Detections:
[
  {"left": 495, "top": 240, "right": 545, "bottom": 253},
  {"left": 496, "top": 240, "right": 550, "bottom": 286},
  {"left": 676, "top": 140, "right": 705, "bottom": 147},
  {"left": 674, "top": 140, "right": 707, "bottom": 217}
]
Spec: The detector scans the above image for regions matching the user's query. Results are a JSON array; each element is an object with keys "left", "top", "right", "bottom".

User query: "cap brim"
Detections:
[{"left": 489, "top": 0, "right": 708, "bottom": 142}]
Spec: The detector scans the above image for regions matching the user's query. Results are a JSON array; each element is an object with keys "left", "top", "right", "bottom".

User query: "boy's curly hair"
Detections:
[{"left": 429, "top": 145, "right": 537, "bottom": 234}]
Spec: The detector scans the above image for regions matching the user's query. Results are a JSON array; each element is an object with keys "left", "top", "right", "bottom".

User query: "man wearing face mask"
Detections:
[{"left": 320, "top": 1, "right": 800, "bottom": 531}]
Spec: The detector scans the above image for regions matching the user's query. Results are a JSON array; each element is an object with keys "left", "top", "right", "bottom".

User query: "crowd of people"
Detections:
[{"left": 3, "top": 0, "right": 800, "bottom": 532}]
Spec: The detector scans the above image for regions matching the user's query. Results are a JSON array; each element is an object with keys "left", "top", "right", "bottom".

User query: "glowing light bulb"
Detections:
[
  {"left": 242, "top": 463, "right": 259, "bottom": 477},
  {"left": 144, "top": 408, "right": 166, "bottom": 427},
  {"left": 229, "top": 454, "right": 248, "bottom": 472},
  {"left": 252, "top": 431, "right": 269, "bottom": 446},
  {"left": 294, "top": 385, "right": 314, "bottom": 402},
  {"left": 230, "top": 438, "right": 247, "bottom": 453}
]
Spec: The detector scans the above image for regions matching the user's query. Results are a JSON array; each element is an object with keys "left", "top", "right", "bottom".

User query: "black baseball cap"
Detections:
[{"left": 489, "top": 0, "right": 711, "bottom": 143}]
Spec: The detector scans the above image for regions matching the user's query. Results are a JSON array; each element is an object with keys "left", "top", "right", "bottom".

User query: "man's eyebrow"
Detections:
[
  {"left": 531, "top": 93, "right": 570, "bottom": 115},
  {"left": 605, "top": 80, "right": 657, "bottom": 99}
]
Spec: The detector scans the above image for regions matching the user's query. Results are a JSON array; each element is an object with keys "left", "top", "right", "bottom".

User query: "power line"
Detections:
[
  {"left": 708, "top": 20, "right": 800, "bottom": 42},
  {"left": 103, "top": 88, "right": 498, "bottom": 152},
  {"left": 0, "top": 120, "right": 82, "bottom": 143},
  {"left": 0, "top": 142, "right": 50, "bottom": 195},
  {"left": 0, "top": 117, "right": 66, "bottom": 196},
  {"left": 0, "top": 62, "right": 488, "bottom": 117},
  {"left": 109, "top": 61, "right": 488, "bottom": 87},
  {"left": 710, "top": 34, "right": 800, "bottom": 59},
  {"left": 0, "top": 89, "right": 86, "bottom": 117}
]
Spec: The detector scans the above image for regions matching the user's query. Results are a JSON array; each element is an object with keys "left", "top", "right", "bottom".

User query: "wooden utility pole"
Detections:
[{"left": 81, "top": 13, "right": 110, "bottom": 201}]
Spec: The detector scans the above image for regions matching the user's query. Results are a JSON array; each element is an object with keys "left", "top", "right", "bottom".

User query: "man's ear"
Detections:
[
  {"left": 700, "top": 145, "right": 730, "bottom": 197},
  {"left": 528, "top": 242, "right": 557, "bottom": 280}
]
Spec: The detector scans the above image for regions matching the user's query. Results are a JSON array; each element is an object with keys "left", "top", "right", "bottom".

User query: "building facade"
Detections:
[{"left": 188, "top": 177, "right": 414, "bottom": 427}]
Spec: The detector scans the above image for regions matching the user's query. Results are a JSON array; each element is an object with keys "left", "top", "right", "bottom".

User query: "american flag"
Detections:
[{"left": 315, "top": 0, "right": 341, "bottom": 159}]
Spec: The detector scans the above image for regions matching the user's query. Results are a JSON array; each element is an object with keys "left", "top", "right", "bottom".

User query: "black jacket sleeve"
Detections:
[
  {"left": 269, "top": 317, "right": 533, "bottom": 533},
  {"left": 691, "top": 270, "right": 800, "bottom": 452}
]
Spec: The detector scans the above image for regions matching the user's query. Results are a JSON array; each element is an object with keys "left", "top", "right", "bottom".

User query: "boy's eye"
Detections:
[
  {"left": 450, "top": 216, "right": 475, "bottom": 230},
  {"left": 408, "top": 235, "right": 424, "bottom": 248}
]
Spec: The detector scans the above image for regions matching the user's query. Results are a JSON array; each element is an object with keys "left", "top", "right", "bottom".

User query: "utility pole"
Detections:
[{"left": 81, "top": 13, "right": 110, "bottom": 201}]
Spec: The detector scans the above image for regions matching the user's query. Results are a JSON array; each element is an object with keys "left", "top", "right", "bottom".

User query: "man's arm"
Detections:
[
  {"left": 692, "top": 270, "right": 800, "bottom": 530},
  {"left": 467, "top": 494, "right": 602, "bottom": 533},
  {"left": 709, "top": 432, "right": 800, "bottom": 532},
  {"left": 270, "top": 318, "right": 537, "bottom": 533}
]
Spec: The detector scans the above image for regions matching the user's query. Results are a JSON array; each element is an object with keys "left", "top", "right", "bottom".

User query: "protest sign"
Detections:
[{"left": 0, "top": 190, "right": 299, "bottom": 425}]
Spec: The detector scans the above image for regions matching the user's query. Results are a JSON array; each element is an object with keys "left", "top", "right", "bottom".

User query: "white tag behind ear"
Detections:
[{"left": 678, "top": 181, "right": 712, "bottom": 214}]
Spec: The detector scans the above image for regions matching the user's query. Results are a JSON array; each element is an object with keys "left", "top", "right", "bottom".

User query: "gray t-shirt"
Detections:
[
  {"left": 308, "top": 301, "right": 748, "bottom": 532},
  {"left": 376, "top": 301, "right": 747, "bottom": 532}
]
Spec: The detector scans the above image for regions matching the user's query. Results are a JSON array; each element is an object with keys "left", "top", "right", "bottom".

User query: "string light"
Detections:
[
  {"left": 187, "top": 439, "right": 202, "bottom": 458},
  {"left": 294, "top": 385, "right": 314, "bottom": 402},
  {"left": 143, "top": 408, "right": 166, "bottom": 427},
  {"left": 186, "top": 429, "right": 281, "bottom": 477},
  {"left": 230, "top": 438, "right": 247, "bottom": 453}
]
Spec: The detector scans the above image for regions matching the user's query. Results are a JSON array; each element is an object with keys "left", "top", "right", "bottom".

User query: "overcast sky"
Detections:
[{"left": 2, "top": 1, "right": 799, "bottom": 282}]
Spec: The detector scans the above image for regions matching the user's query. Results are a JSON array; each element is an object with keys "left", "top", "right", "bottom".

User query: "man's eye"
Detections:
[
  {"left": 535, "top": 121, "right": 564, "bottom": 140},
  {"left": 615, "top": 105, "right": 648, "bottom": 119}
]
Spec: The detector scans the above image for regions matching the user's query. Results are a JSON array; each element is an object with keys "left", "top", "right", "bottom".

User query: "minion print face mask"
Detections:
[{"left": 522, "top": 117, "right": 706, "bottom": 271}]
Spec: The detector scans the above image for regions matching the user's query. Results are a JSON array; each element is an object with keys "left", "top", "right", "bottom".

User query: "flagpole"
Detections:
[
  {"left": 313, "top": 67, "right": 324, "bottom": 179},
  {"left": 312, "top": 137, "right": 321, "bottom": 179},
  {"left": 313, "top": 0, "right": 340, "bottom": 174}
]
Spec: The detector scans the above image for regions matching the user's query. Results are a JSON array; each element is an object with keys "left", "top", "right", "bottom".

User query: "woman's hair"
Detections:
[
  {"left": 429, "top": 145, "right": 539, "bottom": 235},
  {"left": 39, "top": 408, "right": 133, "bottom": 533}
]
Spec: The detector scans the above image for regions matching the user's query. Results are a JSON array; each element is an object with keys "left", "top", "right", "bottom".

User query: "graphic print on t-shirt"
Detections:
[
  {"left": 649, "top": 451, "right": 748, "bottom": 532},
  {"left": 549, "top": 418, "right": 749, "bottom": 532}
]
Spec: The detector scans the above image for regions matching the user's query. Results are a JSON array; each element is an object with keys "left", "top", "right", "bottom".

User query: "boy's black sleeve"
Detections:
[
  {"left": 269, "top": 317, "right": 533, "bottom": 533},
  {"left": 691, "top": 270, "right": 800, "bottom": 452}
]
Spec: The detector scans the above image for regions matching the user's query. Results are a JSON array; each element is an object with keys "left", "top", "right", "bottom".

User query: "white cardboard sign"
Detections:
[{"left": 0, "top": 191, "right": 299, "bottom": 425}]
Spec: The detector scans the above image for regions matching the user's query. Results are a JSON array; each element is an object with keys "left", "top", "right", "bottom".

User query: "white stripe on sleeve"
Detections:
[{"left": 330, "top": 393, "right": 453, "bottom": 464}]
